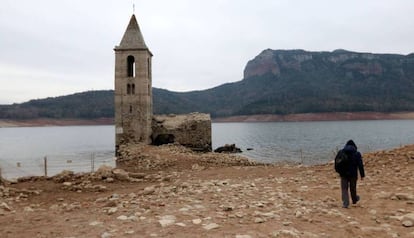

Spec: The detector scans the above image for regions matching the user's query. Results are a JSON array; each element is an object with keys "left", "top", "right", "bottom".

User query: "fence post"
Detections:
[
  {"left": 44, "top": 156, "right": 48, "bottom": 177},
  {"left": 300, "top": 149, "right": 303, "bottom": 164},
  {"left": 91, "top": 153, "right": 95, "bottom": 172}
]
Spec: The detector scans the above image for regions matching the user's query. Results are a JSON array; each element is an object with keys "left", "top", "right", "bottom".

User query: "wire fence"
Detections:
[
  {"left": 0, "top": 152, "right": 116, "bottom": 180},
  {"left": 0, "top": 142, "right": 392, "bottom": 181}
]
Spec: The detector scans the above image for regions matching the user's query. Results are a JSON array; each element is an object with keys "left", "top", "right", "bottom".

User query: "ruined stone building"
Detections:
[{"left": 114, "top": 15, "right": 211, "bottom": 155}]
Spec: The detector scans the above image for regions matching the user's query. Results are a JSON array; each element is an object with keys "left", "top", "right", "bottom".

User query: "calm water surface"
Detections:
[
  {"left": 1, "top": 120, "right": 414, "bottom": 179},
  {"left": 212, "top": 120, "right": 414, "bottom": 164},
  {"left": 0, "top": 125, "right": 115, "bottom": 179}
]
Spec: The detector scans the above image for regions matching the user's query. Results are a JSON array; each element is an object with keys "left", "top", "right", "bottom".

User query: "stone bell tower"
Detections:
[{"left": 114, "top": 14, "right": 153, "bottom": 156}]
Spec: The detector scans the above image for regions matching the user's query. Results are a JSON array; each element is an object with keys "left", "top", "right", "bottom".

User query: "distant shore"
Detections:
[
  {"left": 1, "top": 112, "right": 414, "bottom": 128},
  {"left": 0, "top": 117, "right": 114, "bottom": 128},
  {"left": 213, "top": 111, "right": 414, "bottom": 122}
]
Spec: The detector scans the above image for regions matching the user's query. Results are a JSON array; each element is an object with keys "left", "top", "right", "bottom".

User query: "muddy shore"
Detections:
[
  {"left": 1, "top": 112, "right": 414, "bottom": 128},
  {"left": 213, "top": 112, "right": 414, "bottom": 123},
  {"left": 1, "top": 143, "right": 413, "bottom": 237},
  {"left": 0, "top": 118, "right": 113, "bottom": 128}
]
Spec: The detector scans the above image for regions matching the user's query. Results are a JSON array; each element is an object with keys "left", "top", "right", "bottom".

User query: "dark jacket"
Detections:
[{"left": 341, "top": 144, "right": 365, "bottom": 178}]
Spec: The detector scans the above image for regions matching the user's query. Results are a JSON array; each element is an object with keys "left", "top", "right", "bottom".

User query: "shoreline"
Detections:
[
  {"left": 213, "top": 111, "right": 414, "bottom": 122},
  {"left": 1, "top": 112, "right": 414, "bottom": 128},
  {"left": 0, "top": 117, "right": 114, "bottom": 128},
  {"left": 1, "top": 144, "right": 414, "bottom": 237}
]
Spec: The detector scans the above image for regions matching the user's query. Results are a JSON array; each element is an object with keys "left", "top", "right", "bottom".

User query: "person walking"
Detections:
[{"left": 335, "top": 140, "right": 365, "bottom": 208}]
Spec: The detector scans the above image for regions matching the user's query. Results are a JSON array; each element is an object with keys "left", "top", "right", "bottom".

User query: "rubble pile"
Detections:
[{"left": 116, "top": 143, "right": 260, "bottom": 172}]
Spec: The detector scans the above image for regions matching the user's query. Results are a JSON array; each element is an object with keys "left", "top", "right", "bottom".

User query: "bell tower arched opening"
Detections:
[{"left": 127, "top": 55, "right": 135, "bottom": 77}]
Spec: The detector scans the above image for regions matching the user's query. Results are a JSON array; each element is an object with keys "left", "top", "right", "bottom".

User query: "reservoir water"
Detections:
[
  {"left": 212, "top": 120, "right": 414, "bottom": 164},
  {"left": 1, "top": 120, "right": 414, "bottom": 179}
]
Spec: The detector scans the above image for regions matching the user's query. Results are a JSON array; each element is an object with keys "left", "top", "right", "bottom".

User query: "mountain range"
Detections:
[{"left": 1, "top": 49, "right": 414, "bottom": 119}]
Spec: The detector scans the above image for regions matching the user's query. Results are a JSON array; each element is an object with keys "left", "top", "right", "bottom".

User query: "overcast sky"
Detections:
[{"left": 1, "top": 0, "right": 414, "bottom": 104}]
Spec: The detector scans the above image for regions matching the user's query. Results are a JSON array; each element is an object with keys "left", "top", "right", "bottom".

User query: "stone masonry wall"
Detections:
[
  {"left": 114, "top": 49, "right": 153, "bottom": 150},
  {"left": 152, "top": 113, "right": 212, "bottom": 152}
]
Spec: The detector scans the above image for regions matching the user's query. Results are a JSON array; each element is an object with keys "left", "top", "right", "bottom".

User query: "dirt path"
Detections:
[{"left": 1, "top": 144, "right": 414, "bottom": 237}]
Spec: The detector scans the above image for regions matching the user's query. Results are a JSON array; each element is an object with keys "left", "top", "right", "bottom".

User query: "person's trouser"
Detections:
[{"left": 341, "top": 176, "right": 358, "bottom": 207}]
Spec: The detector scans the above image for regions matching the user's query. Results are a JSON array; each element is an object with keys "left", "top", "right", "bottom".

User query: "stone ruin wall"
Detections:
[{"left": 151, "top": 113, "right": 212, "bottom": 152}]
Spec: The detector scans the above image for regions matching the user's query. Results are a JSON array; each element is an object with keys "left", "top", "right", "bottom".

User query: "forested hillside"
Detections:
[
  {"left": 0, "top": 91, "right": 114, "bottom": 119},
  {"left": 1, "top": 49, "right": 414, "bottom": 119}
]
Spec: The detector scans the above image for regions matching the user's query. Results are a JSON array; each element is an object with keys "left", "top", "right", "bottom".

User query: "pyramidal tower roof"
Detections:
[{"left": 116, "top": 14, "right": 149, "bottom": 50}]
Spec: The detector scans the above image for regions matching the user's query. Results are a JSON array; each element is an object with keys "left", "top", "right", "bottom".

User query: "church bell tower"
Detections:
[{"left": 114, "top": 14, "right": 153, "bottom": 156}]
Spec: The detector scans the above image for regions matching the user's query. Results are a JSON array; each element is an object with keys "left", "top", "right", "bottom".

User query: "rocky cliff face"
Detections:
[
  {"left": 243, "top": 49, "right": 281, "bottom": 78},
  {"left": 243, "top": 49, "right": 403, "bottom": 79}
]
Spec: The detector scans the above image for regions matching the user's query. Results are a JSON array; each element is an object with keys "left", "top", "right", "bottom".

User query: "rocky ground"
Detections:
[{"left": 0, "top": 143, "right": 414, "bottom": 238}]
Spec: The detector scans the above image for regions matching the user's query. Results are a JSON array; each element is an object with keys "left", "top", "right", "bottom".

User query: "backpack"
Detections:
[{"left": 334, "top": 149, "right": 349, "bottom": 175}]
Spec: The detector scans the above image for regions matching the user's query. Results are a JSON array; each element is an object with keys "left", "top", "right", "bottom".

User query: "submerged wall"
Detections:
[{"left": 152, "top": 113, "right": 212, "bottom": 152}]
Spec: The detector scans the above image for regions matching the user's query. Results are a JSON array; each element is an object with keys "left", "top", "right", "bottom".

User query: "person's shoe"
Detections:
[
  {"left": 352, "top": 195, "right": 360, "bottom": 204},
  {"left": 342, "top": 205, "right": 349, "bottom": 208}
]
